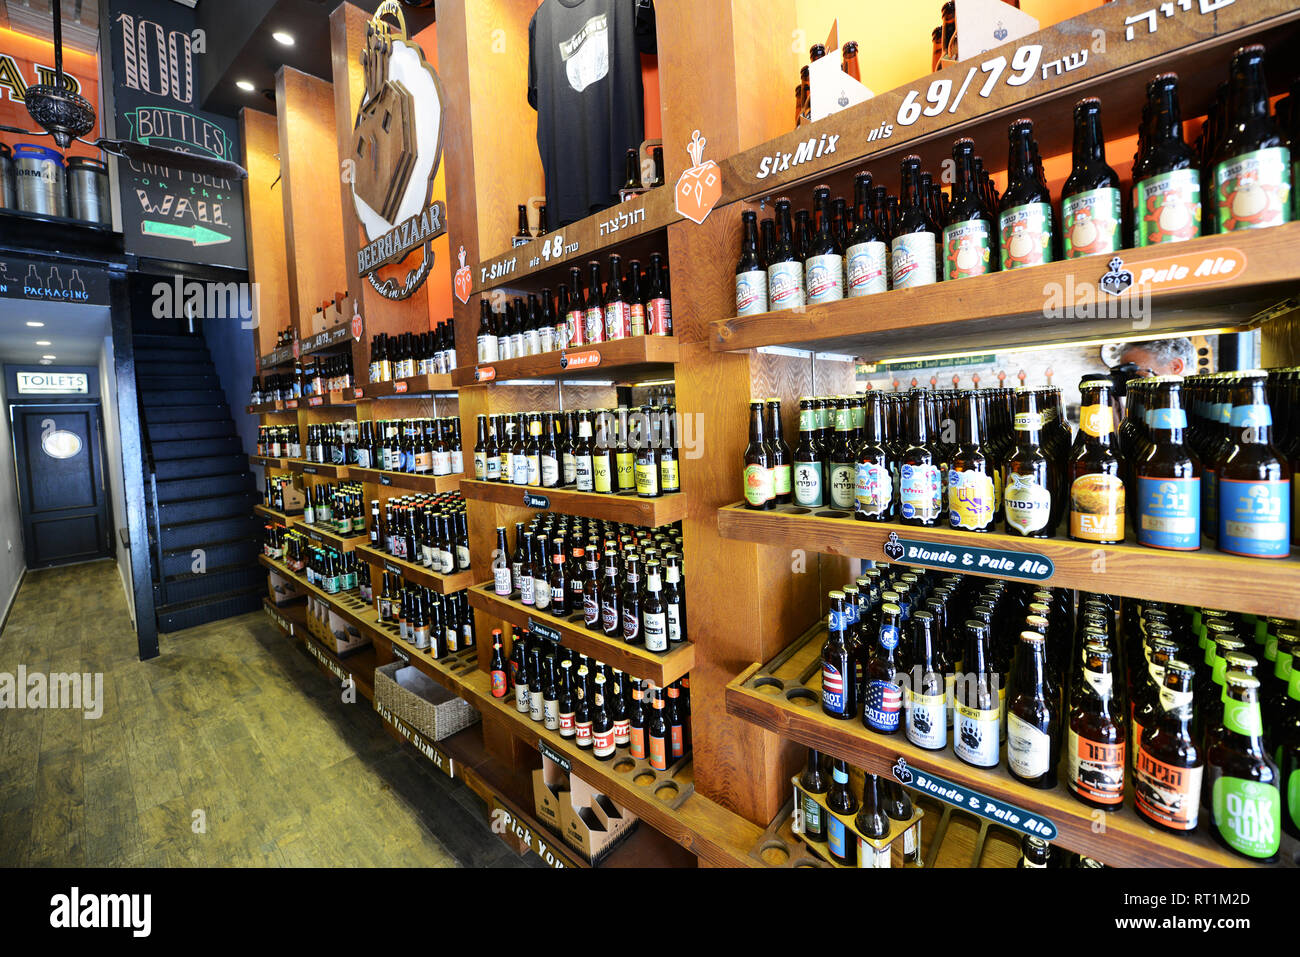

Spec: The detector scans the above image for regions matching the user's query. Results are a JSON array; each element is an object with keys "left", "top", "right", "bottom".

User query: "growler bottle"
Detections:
[
  {"left": 1207, "top": 671, "right": 1282, "bottom": 860},
  {"left": 821, "top": 591, "right": 857, "bottom": 719},
  {"left": 999, "top": 119, "right": 1054, "bottom": 269},
  {"left": 846, "top": 171, "right": 888, "bottom": 297},
  {"left": 766, "top": 399, "right": 793, "bottom": 505},
  {"left": 854, "top": 391, "right": 892, "bottom": 522},
  {"left": 1136, "top": 377, "right": 1201, "bottom": 550},
  {"left": 890, "top": 156, "right": 939, "bottom": 289},
  {"left": 899, "top": 391, "right": 942, "bottom": 526},
  {"left": 793, "top": 397, "right": 824, "bottom": 508},
  {"left": 767, "top": 198, "right": 805, "bottom": 310},
  {"left": 1135, "top": 659, "right": 1202, "bottom": 833},
  {"left": 855, "top": 774, "right": 891, "bottom": 868},
  {"left": 904, "top": 610, "right": 947, "bottom": 750},
  {"left": 805, "top": 185, "right": 845, "bottom": 304},
  {"left": 1003, "top": 388, "right": 1055, "bottom": 538},
  {"left": 944, "top": 138, "right": 995, "bottom": 280},
  {"left": 864, "top": 602, "right": 904, "bottom": 734},
  {"left": 743, "top": 401, "right": 775, "bottom": 509},
  {"left": 1067, "top": 642, "right": 1126, "bottom": 809},
  {"left": 1069, "top": 379, "right": 1125, "bottom": 544},
  {"left": 1061, "top": 98, "right": 1122, "bottom": 259},
  {"left": 735, "top": 209, "right": 769, "bottom": 316},
  {"left": 798, "top": 748, "right": 829, "bottom": 844},
  {"left": 826, "top": 759, "right": 859, "bottom": 866},
  {"left": 1135, "top": 73, "right": 1202, "bottom": 246},
  {"left": 948, "top": 389, "right": 996, "bottom": 531},
  {"left": 1217, "top": 372, "right": 1291, "bottom": 556},
  {"left": 1212, "top": 45, "right": 1291, "bottom": 232},
  {"left": 827, "top": 397, "right": 858, "bottom": 511},
  {"left": 1007, "top": 631, "right": 1059, "bottom": 788}
]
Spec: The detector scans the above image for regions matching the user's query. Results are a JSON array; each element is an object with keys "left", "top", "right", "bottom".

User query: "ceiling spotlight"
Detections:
[
  {"left": 39, "top": 359, "right": 53, "bottom": 365},
  {"left": 26, "top": 321, "right": 44, "bottom": 327},
  {"left": 272, "top": 31, "right": 295, "bottom": 46},
  {"left": 41, "top": 355, "right": 57, "bottom": 360},
  {"left": 35, "top": 340, "right": 51, "bottom": 346},
  {"left": 236, "top": 80, "right": 256, "bottom": 92}
]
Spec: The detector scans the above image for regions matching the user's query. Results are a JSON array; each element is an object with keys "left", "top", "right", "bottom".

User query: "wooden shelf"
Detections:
[
  {"left": 290, "top": 518, "right": 368, "bottom": 551},
  {"left": 717, "top": 502, "right": 1300, "bottom": 619},
  {"left": 468, "top": 583, "right": 695, "bottom": 686},
  {"left": 354, "top": 544, "right": 476, "bottom": 594},
  {"left": 349, "top": 467, "right": 465, "bottom": 494},
  {"left": 287, "top": 459, "right": 351, "bottom": 479},
  {"left": 361, "top": 373, "right": 456, "bottom": 398},
  {"left": 259, "top": 345, "right": 295, "bottom": 370},
  {"left": 300, "top": 323, "right": 353, "bottom": 357},
  {"left": 461, "top": 479, "right": 687, "bottom": 526},
  {"left": 472, "top": 186, "right": 677, "bottom": 295},
  {"left": 453, "top": 335, "right": 679, "bottom": 387},
  {"left": 254, "top": 503, "right": 301, "bottom": 523},
  {"left": 246, "top": 402, "right": 286, "bottom": 415},
  {"left": 725, "top": 625, "right": 1295, "bottom": 869},
  {"left": 261, "top": 596, "right": 376, "bottom": 701},
  {"left": 249, "top": 455, "right": 292, "bottom": 469},
  {"left": 710, "top": 225, "right": 1300, "bottom": 358},
  {"left": 301, "top": 389, "right": 357, "bottom": 409}
]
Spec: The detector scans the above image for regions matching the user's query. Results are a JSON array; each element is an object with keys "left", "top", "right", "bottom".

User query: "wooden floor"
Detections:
[{"left": 0, "top": 560, "right": 540, "bottom": 868}]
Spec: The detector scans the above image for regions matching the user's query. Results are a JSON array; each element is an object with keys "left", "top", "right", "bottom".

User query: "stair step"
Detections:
[
  {"left": 158, "top": 491, "right": 257, "bottom": 524},
  {"left": 154, "top": 564, "right": 266, "bottom": 605},
  {"left": 144, "top": 404, "right": 232, "bottom": 425},
  {"left": 139, "top": 374, "right": 221, "bottom": 391},
  {"left": 153, "top": 453, "right": 247, "bottom": 481},
  {"left": 160, "top": 538, "right": 258, "bottom": 577},
  {"left": 148, "top": 419, "right": 235, "bottom": 441},
  {"left": 157, "top": 587, "right": 265, "bottom": 633},
  {"left": 135, "top": 358, "right": 215, "bottom": 374},
  {"left": 141, "top": 389, "right": 227, "bottom": 407},
  {"left": 160, "top": 515, "right": 261, "bottom": 551},
  {"left": 155, "top": 472, "right": 253, "bottom": 502},
  {"left": 134, "top": 347, "right": 212, "bottom": 364},
  {"left": 132, "top": 333, "right": 206, "bottom": 350},
  {"left": 151, "top": 436, "right": 244, "bottom": 460}
]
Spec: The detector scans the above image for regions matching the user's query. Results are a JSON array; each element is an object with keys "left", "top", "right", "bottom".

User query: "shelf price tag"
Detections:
[
  {"left": 394, "top": 380, "right": 408, "bottom": 394},
  {"left": 285, "top": 399, "right": 299, "bottom": 409},
  {"left": 384, "top": 560, "right": 403, "bottom": 577},
  {"left": 475, "top": 366, "right": 496, "bottom": 382},
  {"left": 559, "top": 350, "right": 601, "bottom": 371},
  {"left": 891, "top": 757, "right": 1058, "bottom": 841},
  {"left": 308, "top": 396, "right": 323, "bottom": 407},
  {"left": 380, "top": 474, "right": 393, "bottom": 486},
  {"left": 390, "top": 644, "right": 411, "bottom": 665},
  {"left": 538, "top": 739, "right": 572, "bottom": 772},
  {"left": 523, "top": 492, "right": 550, "bottom": 509},
  {"left": 528, "top": 619, "right": 562, "bottom": 644},
  {"left": 353, "top": 388, "right": 364, "bottom": 399},
  {"left": 302, "top": 465, "right": 318, "bottom": 475},
  {"left": 881, "top": 532, "right": 1053, "bottom": 581}
]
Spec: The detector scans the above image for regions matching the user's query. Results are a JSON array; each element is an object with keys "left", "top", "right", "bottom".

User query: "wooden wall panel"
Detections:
[{"left": 240, "top": 108, "right": 291, "bottom": 362}]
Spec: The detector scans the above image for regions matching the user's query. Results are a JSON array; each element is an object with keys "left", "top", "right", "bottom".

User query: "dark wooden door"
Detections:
[{"left": 12, "top": 403, "right": 111, "bottom": 568}]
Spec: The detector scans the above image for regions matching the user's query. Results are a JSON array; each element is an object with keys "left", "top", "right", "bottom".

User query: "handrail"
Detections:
[{"left": 134, "top": 387, "right": 167, "bottom": 610}]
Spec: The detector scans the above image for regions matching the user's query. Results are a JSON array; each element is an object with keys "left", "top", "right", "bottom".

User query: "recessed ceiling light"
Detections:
[
  {"left": 26, "top": 321, "right": 44, "bottom": 327},
  {"left": 35, "top": 340, "right": 51, "bottom": 346},
  {"left": 39, "top": 359, "right": 52, "bottom": 365},
  {"left": 272, "top": 31, "right": 294, "bottom": 46},
  {"left": 41, "top": 355, "right": 56, "bottom": 360},
  {"left": 236, "top": 80, "right": 255, "bottom": 92}
]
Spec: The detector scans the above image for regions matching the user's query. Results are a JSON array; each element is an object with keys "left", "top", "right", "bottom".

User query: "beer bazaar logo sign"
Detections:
[
  {"left": 349, "top": 1, "right": 448, "bottom": 301},
  {"left": 882, "top": 531, "right": 1054, "bottom": 581}
]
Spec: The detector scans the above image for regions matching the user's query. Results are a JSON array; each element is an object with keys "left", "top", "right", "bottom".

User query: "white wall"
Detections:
[
  {"left": 99, "top": 335, "right": 135, "bottom": 627},
  {"left": 0, "top": 400, "right": 24, "bottom": 628}
]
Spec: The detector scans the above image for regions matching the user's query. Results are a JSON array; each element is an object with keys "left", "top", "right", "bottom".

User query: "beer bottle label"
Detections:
[
  {"left": 644, "top": 611, "right": 669, "bottom": 652},
  {"left": 845, "top": 240, "right": 888, "bottom": 296},
  {"left": 491, "top": 669, "right": 508, "bottom": 698},
  {"left": 661, "top": 458, "right": 682, "bottom": 491},
  {"left": 998, "top": 202, "right": 1053, "bottom": 269},
  {"left": 543, "top": 700, "right": 559, "bottom": 730},
  {"left": 534, "top": 580, "right": 550, "bottom": 610},
  {"left": 634, "top": 461, "right": 660, "bottom": 496},
  {"left": 1070, "top": 473, "right": 1125, "bottom": 542},
  {"left": 526, "top": 454, "right": 541, "bottom": 486},
  {"left": 1062, "top": 187, "right": 1122, "bottom": 259},
  {"left": 666, "top": 602, "right": 683, "bottom": 643},
  {"left": 905, "top": 689, "right": 947, "bottom": 750},
  {"left": 529, "top": 691, "right": 544, "bottom": 721},
  {"left": 575, "top": 455, "right": 594, "bottom": 491},
  {"left": 1135, "top": 748, "right": 1202, "bottom": 831},
  {"left": 827, "top": 816, "right": 850, "bottom": 861},
  {"left": 647, "top": 297, "right": 671, "bottom": 336},
  {"left": 584, "top": 306, "right": 604, "bottom": 343},
  {"left": 899, "top": 463, "right": 941, "bottom": 522},
  {"left": 822, "top": 661, "right": 850, "bottom": 716},
  {"left": 562, "top": 453, "right": 577, "bottom": 486},
  {"left": 948, "top": 468, "right": 995, "bottom": 530},
  {"left": 583, "top": 595, "right": 599, "bottom": 628},
  {"left": 855, "top": 461, "right": 892, "bottom": 518},
  {"left": 601, "top": 601, "right": 619, "bottom": 634},
  {"left": 1288, "top": 768, "right": 1299, "bottom": 832},
  {"left": 670, "top": 724, "right": 683, "bottom": 757},
  {"left": 541, "top": 456, "right": 560, "bottom": 487},
  {"left": 1218, "top": 478, "right": 1289, "bottom": 557},
  {"left": 473, "top": 451, "right": 487, "bottom": 480},
  {"left": 1079, "top": 403, "right": 1115, "bottom": 437},
  {"left": 1136, "top": 475, "right": 1200, "bottom": 550},
  {"left": 565, "top": 310, "right": 583, "bottom": 346},
  {"left": 889, "top": 232, "right": 937, "bottom": 289},
  {"left": 801, "top": 792, "right": 823, "bottom": 838},
  {"left": 804, "top": 253, "right": 845, "bottom": 304},
  {"left": 540, "top": 326, "right": 556, "bottom": 352},
  {"left": 1213, "top": 147, "right": 1292, "bottom": 232},
  {"left": 767, "top": 261, "right": 805, "bottom": 310},
  {"left": 629, "top": 725, "right": 646, "bottom": 760},
  {"left": 793, "top": 460, "right": 824, "bottom": 507},
  {"left": 519, "top": 576, "right": 535, "bottom": 606},
  {"left": 1135, "top": 169, "right": 1202, "bottom": 245},
  {"left": 743, "top": 464, "right": 775, "bottom": 506},
  {"left": 649, "top": 732, "right": 668, "bottom": 770},
  {"left": 942, "top": 220, "right": 992, "bottom": 280},
  {"left": 615, "top": 450, "right": 635, "bottom": 488},
  {"left": 593, "top": 726, "right": 616, "bottom": 757},
  {"left": 1007, "top": 713, "right": 1051, "bottom": 779},
  {"left": 1004, "top": 472, "right": 1052, "bottom": 534},
  {"left": 1211, "top": 776, "right": 1282, "bottom": 859},
  {"left": 486, "top": 455, "right": 501, "bottom": 481},
  {"left": 771, "top": 463, "right": 791, "bottom": 497},
  {"left": 1066, "top": 730, "right": 1125, "bottom": 805},
  {"left": 559, "top": 711, "right": 575, "bottom": 737},
  {"left": 355, "top": 448, "right": 371, "bottom": 469},
  {"left": 514, "top": 683, "right": 530, "bottom": 713},
  {"left": 592, "top": 456, "right": 613, "bottom": 493},
  {"left": 613, "top": 718, "right": 630, "bottom": 745},
  {"left": 829, "top": 462, "right": 856, "bottom": 510},
  {"left": 622, "top": 606, "right": 640, "bottom": 642},
  {"left": 575, "top": 720, "right": 593, "bottom": 747},
  {"left": 864, "top": 678, "right": 902, "bottom": 732}
]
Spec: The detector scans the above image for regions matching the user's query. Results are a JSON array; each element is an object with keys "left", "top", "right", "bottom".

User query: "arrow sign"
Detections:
[{"left": 141, "top": 221, "right": 233, "bottom": 246}]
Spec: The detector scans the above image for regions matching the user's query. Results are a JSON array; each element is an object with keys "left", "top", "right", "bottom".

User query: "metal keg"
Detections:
[
  {"left": 13, "top": 144, "right": 65, "bottom": 217},
  {"left": 67, "top": 157, "right": 110, "bottom": 225},
  {"left": 0, "top": 143, "right": 14, "bottom": 210}
]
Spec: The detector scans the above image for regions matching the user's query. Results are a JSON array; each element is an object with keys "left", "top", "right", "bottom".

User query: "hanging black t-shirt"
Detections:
[{"left": 528, "top": 0, "right": 656, "bottom": 227}]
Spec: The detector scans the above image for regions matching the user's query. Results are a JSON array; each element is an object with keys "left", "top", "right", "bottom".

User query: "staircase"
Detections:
[{"left": 134, "top": 332, "right": 264, "bottom": 632}]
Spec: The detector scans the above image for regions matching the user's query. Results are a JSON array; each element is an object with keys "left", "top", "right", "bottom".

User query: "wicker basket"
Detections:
[{"left": 375, "top": 661, "right": 479, "bottom": 740}]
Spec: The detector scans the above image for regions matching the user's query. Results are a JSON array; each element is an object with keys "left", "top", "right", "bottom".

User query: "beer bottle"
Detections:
[
  {"left": 590, "top": 673, "right": 616, "bottom": 760},
  {"left": 1061, "top": 98, "right": 1123, "bottom": 259},
  {"left": 805, "top": 185, "right": 845, "bottom": 304},
  {"left": 1135, "top": 73, "right": 1202, "bottom": 246},
  {"left": 944, "top": 138, "right": 995, "bottom": 280},
  {"left": 854, "top": 390, "right": 893, "bottom": 522},
  {"left": 798, "top": 748, "right": 829, "bottom": 844},
  {"left": 572, "top": 664, "right": 593, "bottom": 749},
  {"left": 793, "top": 397, "right": 825, "bottom": 508},
  {"left": 1264, "top": 626, "right": 1297, "bottom": 739},
  {"left": 1217, "top": 371, "right": 1291, "bottom": 557},
  {"left": 1007, "top": 631, "right": 1059, "bottom": 789},
  {"left": 899, "top": 391, "right": 942, "bottom": 526},
  {"left": 614, "top": 406, "right": 635, "bottom": 493},
  {"left": 1067, "top": 641, "right": 1126, "bottom": 809},
  {"left": 1135, "top": 377, "right": 1201, "bottom": 550},
  {"left": 1003, "top": 388, "right": 1055, "bottom": 537},
  {"left": 826, "top": 759, "right": 859, "bottom": 866},
  {"left": 765, "top": 399, "right": 792, "bottom": 505},
  {"left": 476, "top": 299, "right": 498, "bottom": 364},
  {"left": 948, "top": 389, "right": 996, "bottom": 531},
  {"left": 542, "top": 655, "right": 559, "bottom": 731},
  {"left": 846, "top": 170, "right": 888, "bottom": 297},
  {"left": 647, "top": 687, "right": 670, "bottom": 770},
  {"left": 1134, "top": 659, "right": 1202, "bottom": 833},
  {"left": 489, "top": 526, "right": 510, "bottom": 596},
  {"left": 560, "top": 410, "right": 578, "bottom": 487},
  {"left": 633, "top": 407, "right": 661, "bottom": 499},
  {"left": 565, "top": 267, "right": 585, "bottom": 347},
  {"left": 599, "top": 553, "right": 621, "bottom": 638},
  {"left": 663, "top": 552, "right": 687, "bottom": 645},
  {"left": 547, "top": 539, "right": 568, "bottom": 617},
  {"left": 1212, "top": 45, "right": 1292, "bottom": 232},
  {"left": 628, "top": 680, "right": 648, "bottom": 760},
  {"left": 573, "top": 411, "right": 595, "bottom": 492},
  {"left": 905, "top": 609, "right": 947, "bottom": 750},
  {"left": 514, "top": 203, "right": 531, "bottom": 243},
  {"left": 472, "top": 414, "right": 489, "bottom": 481},
  {"left": 1207, "top": 671, "right": 1282, "bottom": 860},
  {"left": 743, "top": 400, "right": 775, "bottom": 509},
  {"left": 645, "top": 252, "right": 671, "bottom": 336},
  {"left": 855, "top": 773, "right": 891, "bottom": 868},
  {"left": 641, "top": 560, "right": 669, "bottom": 653},
  {"left": 489, "top": 629, "right": 508, "bottom": 698},
  {"left": 1018, "top": 836, "right": 1053, "bottom": 868},
  {"left": 620, "top": 554, "right": 642, "bottom": 646},
  {"left": 511, "top": 629, "right": 530, "bottom": 714},
  {"left": 583, "top": 260, "right": 605, "bottom": 344},
  {"left": 890, "top": 155, "right": 939, "bottom": 290},
  {"left": 1069, "top": 378, "right": 1125, "bottom": 544},
  {"left": 735, "top": 209, "right": 768, "bottom": 316},
  {"left": 822, "top": 591, "right": 857, "bottom": 719},
  {"left": 955, "top": 617, "right": 1002, "bottom": 769},
  {"left": 582, "top": 548, "right": 601, "bottom": 629},
  {"left": 666, "top": 683, "right": 686, "bottom": 760},
  {"left": 864, "top": 602, "right": 904, "bottom": 734},
  {"left": 528, "top": 644, "right": 544, "bottom": 721},
  {"left": 659, "top": 405, "right": 681, "bottom": 494},
  {"left": 1205, "top": 648, "right": 1257, "bottom": 756},
  {"left": 767, "top": 198, "right": 805, "bottom": 310},
  {"left": 591, "top": 411, "right": 616, "bottom": 495},
  {"left": 1277, "top": 658, "right": 1300, "bottom": 838},
  {"left": 539, "top": 412, "right": 560, "bottom": 489},
  {"left": 999, "top": 119, "right": 1054, "bottom": 269},
  {"left": 828, "top": 397, "right": 859, "bottom": 511}
]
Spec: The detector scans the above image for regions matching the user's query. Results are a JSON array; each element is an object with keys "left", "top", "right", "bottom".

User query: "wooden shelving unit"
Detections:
[
  {"left": 301, "top": 390, "right": 357, "bottom": 409},
  {"left": 261, "top": 596, "right": 376, "bottom": 701},
  {"left": 349, "top": 467, "right": 465, "bottom": 494},
  {"left": 287, "top": 459, "right": 351, "bottom": 479},
  {"left": 452, "top": 335, "right": 679, "bottom": 387},
  {"left": 354, "top": 544, "right": 476, "bottom": 594},
  {"left": 249, "top": 454, "right": 292, "bottom": 469},
  {"left": 717, "top": 503, "right": 1300, "bottom": 619},
  {"left": 460, "top": 479, "right": 687, "bottom": 527},
  {"left": 361, "top": 373, "right": 457, "bottom": 398},
  {"left": 467, "top": 583, "right": 695, "bottom": 686},
  {"left": 290, "top": 518, "right": 368, "bottom": 551},
  {"left": 254, "top": 503, "right": 301, "bottom": 523}
]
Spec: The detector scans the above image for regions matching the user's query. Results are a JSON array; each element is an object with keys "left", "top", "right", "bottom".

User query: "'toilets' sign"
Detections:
[{"left": 16, "top": 372, "right": 89, "bottom": 395}]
